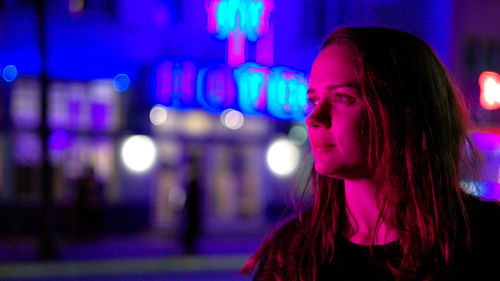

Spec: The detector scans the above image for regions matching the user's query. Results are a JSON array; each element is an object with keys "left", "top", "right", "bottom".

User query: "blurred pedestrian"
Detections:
[
  {"left": 73, "top": 166, "right": 104, "bottom": 241},
  {"left": 182, "top": 152, "right": 202, "bottom": 254}
]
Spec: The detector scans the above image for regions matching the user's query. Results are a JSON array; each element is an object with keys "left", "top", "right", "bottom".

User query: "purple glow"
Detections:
[
  {"left": 482, "top": 182, "right": 500, "bottom": 200},
  {"left": 90, "top": 103, "right": 109, "bottom": 131},
  {"left": 48, "top": 129, "right": 70, "bottom": 151},
  {"left": 13, "top": 132, "right": 41, "bottom": 165},
  {"left": 180, "top": 62, "right": 197, "bottom": 105},
  {"left": 156, "top": 61, "right": 174, "bottom": 104},
  {"left": 471, "top": 132, "right": 500, "bottom": 151},
  {"left": 256, "top": 20, "right": 274, "bottom": 66},
  {"left": 68, "top": 99, "right": 81, "bottom": 129}
]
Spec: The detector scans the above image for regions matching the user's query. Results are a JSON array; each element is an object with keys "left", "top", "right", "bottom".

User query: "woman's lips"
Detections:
[{"left": 311, "top": 143, "right": 336, "bottom": 152}]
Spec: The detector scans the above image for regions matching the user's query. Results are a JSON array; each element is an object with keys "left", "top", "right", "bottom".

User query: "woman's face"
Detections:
[{"left": 306, "top": 44, "right": 369, "bottom": 179}]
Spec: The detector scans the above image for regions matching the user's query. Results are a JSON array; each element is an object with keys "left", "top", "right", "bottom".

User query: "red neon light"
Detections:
[{"left": 479, "top": 71, "right": 500, "bottom": 110}]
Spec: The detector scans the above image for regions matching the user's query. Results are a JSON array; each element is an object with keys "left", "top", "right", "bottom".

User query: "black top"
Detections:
[
  {"left": 253, "top": 198, "right": 500, "bottom": 281},
  {"left": 318, "top": 235, "right": 399, "bottom": 281}
]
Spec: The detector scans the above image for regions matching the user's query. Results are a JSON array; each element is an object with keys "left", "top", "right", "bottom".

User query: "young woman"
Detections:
[{"left": 241, "top": 27, "right": 500, "bottom": 281}]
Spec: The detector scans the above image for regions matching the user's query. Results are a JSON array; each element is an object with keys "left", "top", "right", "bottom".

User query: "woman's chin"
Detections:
[{"left": 314, "top": 163, "right": 337, "bottom": 178}]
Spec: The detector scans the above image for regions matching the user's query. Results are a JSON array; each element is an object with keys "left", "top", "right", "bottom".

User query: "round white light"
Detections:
[
  {"left": 150, "top": 105, "right": 168, "bottom": 126},
  {"left": 121, "top": 135, "right": 157, "bottom": 173},
  {"left": 266, "top": 138, "right": 300, "bottom": 177},
  {"left": 288, "top": 125, "right": 308, "bottom": 145},
  {"left": 220, "top": 109, "right": 244, "bottom": 130}
]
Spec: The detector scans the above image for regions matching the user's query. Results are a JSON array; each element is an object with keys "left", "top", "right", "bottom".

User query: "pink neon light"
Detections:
[
  {"left": 157, "top": 61, "right": 173, "bottom": 104},
  {"left": 479, "top": 71, "right": 500, "bottom": 110},
  {"left": 249, "top": 67, "right": 270, "bottom": 110},
  {"left": 181, "top": 62, "right": 196, "bottom": 104},
  {"left": 206, "top": 0, "right": 222, "bottom": 34},
  {"left": 256, "top": 18, "right": 273, "bottom": 66},
  {"left": 255, "top": 0, "right": 274, "bottom": 36},
  {"left": 227, "top": 30, "right": 246, "bottom": 67}
]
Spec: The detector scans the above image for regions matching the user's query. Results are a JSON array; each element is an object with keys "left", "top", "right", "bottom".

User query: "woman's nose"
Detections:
[{"left": 305, "top": 100, "right": 331, "bottom": 128}]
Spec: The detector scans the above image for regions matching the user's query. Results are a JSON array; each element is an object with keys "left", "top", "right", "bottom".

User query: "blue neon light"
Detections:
[
  {"left": 234, "top": 63, "right": 269, "bottom": 114},
  {"left": 267, "top": 68, "right": 309, "bottom": 119},
  {"left": 48, "top": 129, "right": 70, "bottom": 151},
  {"left": 196, "top": 65, "right": 236, "bottom": 112},
  {"left": 207, "top": 0, "right": 273, "bottom": 42},
  {"left": 113, "top": 73, "right": 130, "bottom": 92},
  {"left": 2, "top": 65, "right": 18, "bottom": 82},
  {"left": 155, "top": 60, "right": 309, "bottom": 120}
]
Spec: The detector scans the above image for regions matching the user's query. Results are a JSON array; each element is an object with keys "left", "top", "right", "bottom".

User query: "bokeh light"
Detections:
[
  {"left": 183, "top": 111, "right": 213, "bottom": 136},
  {"left": 113, "top": 73, "right": 130, "bottom": 92},
  {"left": 266, "top": 138, "right": 300, "bottom": 177},
  {"left": 68, "top": 0, "right": 85, "bottom": 14},
  {"left": 2, "top": 65, "right": 18, "bottom": 82},
  {"left": 168, "top": 186, "right": 186, "bottom": 210},
  {"left": 150, "top": 104, "right": 168, "bottom": 126},
  {"left": 220, "top": 108, "right": 244, "bottom": 130},
  {"left": 479, "top": 71, "right": 500, "bottom": 110},
  {"left": 48, "top": 129, "right": 70, "bottom": 151},
  {"left": 288, "top": 125, "right": 308, "bottom": 145},
  {"left": 121, "top": 135, "right": 157, "bottom": 173}
]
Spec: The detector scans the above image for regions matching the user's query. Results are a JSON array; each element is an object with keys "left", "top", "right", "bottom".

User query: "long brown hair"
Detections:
[{"left": 241, "top": 27, "right": 483, "bottom": 281}]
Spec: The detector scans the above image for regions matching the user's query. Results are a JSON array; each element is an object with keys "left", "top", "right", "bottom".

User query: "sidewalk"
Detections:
[{"left": 0, "top": 233, "right": 262, "bottom": 280}]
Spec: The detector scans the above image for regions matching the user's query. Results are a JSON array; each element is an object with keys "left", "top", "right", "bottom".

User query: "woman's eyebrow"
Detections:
[
  {"left": 325, "top": 83, "right": 358, "bottom": 90},
  {"left": 307, "top": 83, "right": 359, "bottom": 95}
]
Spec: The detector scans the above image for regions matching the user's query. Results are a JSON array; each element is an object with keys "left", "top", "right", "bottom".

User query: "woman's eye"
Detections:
[
  {"left": 333, "top": 94, "right": 354, "bottom": 104},
  {"left": 308, "top": 97, "right": 319, "bottom": 106}
]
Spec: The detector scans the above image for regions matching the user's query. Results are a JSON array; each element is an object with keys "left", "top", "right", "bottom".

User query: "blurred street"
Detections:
[{"left": 0, "top": 233, "right": 260, "bottom": 280}]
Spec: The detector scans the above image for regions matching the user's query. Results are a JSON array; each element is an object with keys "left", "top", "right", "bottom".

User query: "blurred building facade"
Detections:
[{"left": 0, "top": 0, "right": 499, "bottom": 239}]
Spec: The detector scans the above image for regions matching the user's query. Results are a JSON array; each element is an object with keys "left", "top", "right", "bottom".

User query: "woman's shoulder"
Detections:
[
  {"left": 464, "top": 196, "right": 500, "bottom": 228},
  {"left": 449, "top": 196, "right": 499, "bottom": 279},
  {"left": 463, "top": 196, "right": 500, "bottom": 268}
]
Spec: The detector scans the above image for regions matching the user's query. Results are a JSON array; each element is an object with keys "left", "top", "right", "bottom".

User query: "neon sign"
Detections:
[
  {"left": 267, "top": 68, "right": 309, "bottom": 119},
  {"left": 206, "top": 0, "right": 274, "bottom": 67},
  {"left": 234, "top": 63, "right": 270, "bottom": 114},
  {"left": 479, "top": 71, "right": 500, "bottom": 110},
  {"left": 154, "top": 60, "right": 309, "bottom": 120},
  {"left": 206, "top": 0, "right": 273, "bottom": 41},
  {"left": 196, "top": 64, "right": 237, "bottom": 112},
  {"left": 156, "top": 61, "right": 196, "bottom": 107}
]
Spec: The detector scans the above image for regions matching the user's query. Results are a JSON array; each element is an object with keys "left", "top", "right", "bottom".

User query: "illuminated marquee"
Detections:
[{"left": 155, "top": 61, "right": 309, "bottom": 120}]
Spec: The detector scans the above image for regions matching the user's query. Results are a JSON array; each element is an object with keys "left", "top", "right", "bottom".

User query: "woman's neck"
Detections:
[{"left": 342, "top": 179, "right": 398, "bottom": 245}]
